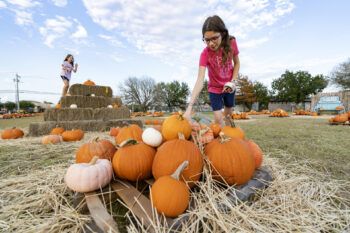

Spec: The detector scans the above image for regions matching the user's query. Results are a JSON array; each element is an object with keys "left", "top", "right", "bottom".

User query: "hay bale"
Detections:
[
  {"left": 43, "top": 107, "right": 130, "bottom": 121},
  {"left": 69, "top": 84, "right": 113, "bottom": 97},
  {"left": 60, "top": 96, "right": 112, "bottom": 108},
  {"left": 28, "top": 119, "right": 143, "bottom": 136},
  {"left": 111, "top": 96, "right": 123, "bottom": 107}
]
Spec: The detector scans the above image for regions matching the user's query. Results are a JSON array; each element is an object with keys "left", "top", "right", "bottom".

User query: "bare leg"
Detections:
[
  {"left": 213, "top": 110, "right": 223, "bottom": 126},
  {"left": 62, "top": 80, "right": 70, "bottom": 96},
  {"left": 223, "top": 106, "right": 233, "bottom": 126}
]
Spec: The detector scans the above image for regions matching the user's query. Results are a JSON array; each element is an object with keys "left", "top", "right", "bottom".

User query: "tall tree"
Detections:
[
  {"left": 119, "top": 76, "right": 156, "bottom": 112},
  {"left": 271, "top": 70, "right": 328, "bottom": 103},
  {"left": 153, "top": 81, "right": 189, "bottom": 112},
  {"left": 330, "top": 58, "right": 350, "bottom": 90},
  {"left": 236, "top": 75, "right": 256, "bottom": 109},
  {"left": 197, "top": 80, "right": 210, "bottom": 109},
  {"left": 253, "top": 81, "right": 270, "bottom": 110}
]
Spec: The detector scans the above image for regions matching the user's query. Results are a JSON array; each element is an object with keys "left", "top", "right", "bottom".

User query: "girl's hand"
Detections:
[
  {"left": 183, "top": 108, "right": 192, "bottom": 121},
  {"left": 75, "top": 63, "right": 79, "bottom": 68}
]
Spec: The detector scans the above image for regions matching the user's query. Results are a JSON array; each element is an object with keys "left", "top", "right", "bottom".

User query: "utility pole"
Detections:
[{"left": 14, "top": 73, "right": 20, "bottom": 112}]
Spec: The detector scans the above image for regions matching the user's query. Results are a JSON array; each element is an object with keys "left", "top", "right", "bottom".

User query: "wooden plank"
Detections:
[
  {"left": 111, "top": 180, "right": 155, "bottom": 229},
  {"left": 85, "top": 191, "right": 119, "bottom": 233}
]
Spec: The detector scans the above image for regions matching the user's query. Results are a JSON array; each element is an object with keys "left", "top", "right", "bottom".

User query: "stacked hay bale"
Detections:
[{"left": 29, "top": 83, "right": 142, "bottom": 136}]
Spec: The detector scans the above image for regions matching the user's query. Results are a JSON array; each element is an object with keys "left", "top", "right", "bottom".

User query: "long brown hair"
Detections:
[
  {"left": 202, "top": 15, "right": 235, "bottom": 64},
  {"left": 63, "top": 54, "right": 74, "bottom": 66}
]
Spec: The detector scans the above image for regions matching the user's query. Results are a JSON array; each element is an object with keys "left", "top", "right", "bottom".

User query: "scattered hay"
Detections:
[
  {"left": 126, "top": 157, "right": 350, "bottom": 233},
  {"left": 68, "top": 84, "right": 113, "bottom": 97}
]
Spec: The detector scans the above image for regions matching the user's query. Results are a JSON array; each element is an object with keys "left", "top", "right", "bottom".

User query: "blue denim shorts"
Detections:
[{"left": 209, "top": 91, "right": 236, "bottom": 111}]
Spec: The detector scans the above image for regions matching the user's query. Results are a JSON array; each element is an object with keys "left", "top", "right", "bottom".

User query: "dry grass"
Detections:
[{"left": 0, "top": 115, "right": 349, "bottom": 232}]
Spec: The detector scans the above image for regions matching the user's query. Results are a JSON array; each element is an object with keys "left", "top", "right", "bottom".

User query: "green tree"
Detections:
[
  {"left": 153, "top": 81, "right": 189, "bottom": 112},
  {"left": 253, "top": 81, "right": 270, "bottom": 110},
  {"left": 4, "top": 101, "right": 16, "bottom": 111},
  {"left": 236, "top": 75, "right": 256, "bottom": 109},
  {"left": 197, "top": 79, "right": 210, "bottom": 107},
  {"left": 271, "top": 70, "right": 328, "bottom": 104},
  {"left": 330, "top": 58, "right": 350, "bottom": 90},
  {"left": 19, "top": 101, "right": 35, "bottom": 109}
]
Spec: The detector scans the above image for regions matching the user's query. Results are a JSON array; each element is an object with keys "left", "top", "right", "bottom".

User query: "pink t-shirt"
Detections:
[{"left": 199, "top": 39, "right": 239, "bottom": 94}]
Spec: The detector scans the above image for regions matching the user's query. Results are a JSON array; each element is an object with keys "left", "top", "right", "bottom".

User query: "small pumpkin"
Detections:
[
  {"left": 191, "top": 124, "right": 214, "bottom": 144},
  {"left": 55, "top": 103, "right": 61, "bottom": 109},
  {"left": 1, "top": 127, "right": 24, "bottom": 139},
  {"left": 151, "top": 161, "right": 190, "bottom": 218},
  {"left": 115, "top": 124, "right": 143, "bottom": 144},
  {"left": 205, "top": 132, "right": 255, "bottom": 185},
  {"left": 109, "top": 127, "right": 120, "bottom": 137},
  {"left": 70, "top": 104, "right": 78, "bottom": 109},
  {"left": 65, "top": 156, "right": 113, "bottom": 192},
  {"left": 113, "top": 139, "right": 156, "bottom": 181},
  {"left": 50, "top": 126, "right": 65, "bottom": 135},
  {"left": 245, "top": 140, "right": 263, "bottom": 169},
  {"left": 152, "top": 133, "right": 203, "bottom": 187},
  {"left": 76, "top": 137, "right": 116, "bottom": 163},
  {"left": 221, "top": 115, "right": 245, "bottom": 139},
  {"left": 42, "top": 135, "right": 62, "bottom": 144},
  {"left": 83, "top": 79, "right": 96, "bottom": 86},
  {"left": 62, "top": 129, "right": 84, "bottom": 142},
  {"left": 142, "top": 127, "right": 163, "bottom": 147},
  {"left": 210, "top": 123, "right": 221, "bottom": 137}
]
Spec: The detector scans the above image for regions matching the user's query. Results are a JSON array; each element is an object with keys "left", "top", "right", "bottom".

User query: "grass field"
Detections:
[{"left": 0, "top": 114, "right": 349, "bottom": 232}]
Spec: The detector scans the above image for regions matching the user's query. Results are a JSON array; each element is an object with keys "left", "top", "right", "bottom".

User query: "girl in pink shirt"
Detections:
[
  {"left": 60, "top": 54, "right": 78, "bottom": 97},
  {"left": 184, "top": 15, "right": 240, "bottom": 126}
]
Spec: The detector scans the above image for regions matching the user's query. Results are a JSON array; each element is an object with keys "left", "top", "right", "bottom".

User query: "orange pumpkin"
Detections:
[
  {"left": 55, "top": 103, "right": 61, "bottom": 109},
  {"left": 1, "top": 127, "right": 24, "bottom": 139},
  {"left": 333, "top": 113, "right": 348, "bottom": 123},
  {"left": 152, "top": 134, "right": 203, "bottom": 187},
  {"left": 83, "top": 79, "right": 96, "bottom": 86},
  {"left": 245, "top": 140, "right": 263, "bottom": 169},
  {"left": 192, "top": 124, "right": 214, "bottom": 144},
  {"left": 50, "top": 126, "right": 65, "bottom": 135},
  {"left": 205, "top": 133, "right": 255, "bottom": 185},
  {"left": 209, "top": 123, "right": 221, "bottom": 137},
  {"left": 62, "top": 129, "right": 84, "bottom": 141},
  {"left": 76, "top": 137, "right": 116, "bottom": 163},
  {"left": 115, "top": 124, "right": 143, "bottom": 144},
  {"left": 109, "top": 127, "right": 120, "bottom": 137},
  {"left": 113, "top": 139, "right": 156, "bottom": 181},
  {"left": 151, "top": 161, "right": 190, "bottom": 217},
  {"left": 161, "top": 112, "right": 192, "bottom": 141},
  {"left": 221, "top": 117, "right": 245, "bottom": 139}
]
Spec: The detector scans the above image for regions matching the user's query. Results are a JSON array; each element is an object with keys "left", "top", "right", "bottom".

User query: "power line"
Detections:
[{"left": 0, "top": 90, "right": 60, "bottom": 95}]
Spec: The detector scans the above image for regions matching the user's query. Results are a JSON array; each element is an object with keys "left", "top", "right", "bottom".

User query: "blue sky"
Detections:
[{"left": 0, "top": 0, "right": 349, "bottom": 104}]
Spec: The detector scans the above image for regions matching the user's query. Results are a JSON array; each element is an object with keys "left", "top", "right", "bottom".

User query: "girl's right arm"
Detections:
[{"left": 183, "top": 66, "right": 206, "bottom": 120}]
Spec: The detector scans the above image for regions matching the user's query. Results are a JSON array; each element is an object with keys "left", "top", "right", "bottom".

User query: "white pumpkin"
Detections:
[
  {"left": 142, "top": 127, "right": 163, "bottom": 147},
  {"left": 107, "top": 105, "right": 113, "bottom": 109},
  {"left": 91, "top": 94, "right": 95, "bottom": 97},
  {"left": 64, "top": 156, "right": 113, "bottom": 192},
  {"left": 70, "top": 104, "right": 78, "bottom": 109},
  {"left": 41, "top": 135, "right": 62, "bottom": 144}
]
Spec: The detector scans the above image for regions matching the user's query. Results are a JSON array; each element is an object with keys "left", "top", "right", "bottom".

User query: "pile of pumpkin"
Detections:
[
  {"left": 144, "top": 119, "right": 163, "bottom": 126},
  {"left": 328, "top": 111, "right": 350, "bottom": 124},
  {"left": 64, "top": 112, "right": 264, "bottom": 218},
  {"left": 230, "top": 112, "right": 249, "bottom": 120},
  {"left": 0, "top": 113, "right": 37, "bottom": 119},
  {"left": 270, "top": 108, "right": 289, "bottom": 117},
  {"left": 41, "top": 127, "right": 85, "bottom": 144},
  {"left": 294, "top": 109, "right": 318, "bottom": 116},
  {"left": 246, "top": 110, "right": 270, "bottom": 115}
]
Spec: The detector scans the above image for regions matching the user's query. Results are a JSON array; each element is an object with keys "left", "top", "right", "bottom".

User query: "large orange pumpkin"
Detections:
[
  {"left": 161, "top": 112, "right": 192, "bottom": 141},
  {"left": 62, "top": 129, "right": 84, "bottom": 141},
  {"left": 115, "top": 124, "right": 143, "bottom": 144},
  {"left": 152, "top": 134, "right": 203, "bottom": 187},
  {"left": 151, "top": 161, "right": 190, "bottom": 218},
  {"left": 245, "top": 140, "right": 263, "bottom": 169},
  {"left": 333, "top": 113, "right": 348, "bottom": 123},
  {"left": 113, "top": 139, "right": 156, "bottom": 181},
  {"left": 1, "top": 127, "right": 24, "bottom": 139},
  {"left": 205, "top": 133, "right": 255, "bottom": 185},
  {"left": 76, "top": 137, "right": 116, "bottom": 163},
  {"left": 50, "top": 126, "right": 65, "bottom": 135},
  {"left": 221, "top": 116, "right": 245, "bottom": 139}
]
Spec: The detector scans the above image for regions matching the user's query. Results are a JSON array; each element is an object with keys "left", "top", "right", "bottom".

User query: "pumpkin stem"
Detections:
[
  {"left": 93, "top": 137, "right": 99, "bottom": 142},
  {"left": 171, "top": 161, "right": 189, "bottom": 180},
  {"left": 89, "top": 156, "right": 99, "bottom": 165},
  {"left": 119, "top": 139, "right": 138, "bottom": 148},
  {"left": 178, "top": 132, "right": 185, "bottom": 140},
  {"left": 218, "top": 132, "right": 231, "bottom": 143}
]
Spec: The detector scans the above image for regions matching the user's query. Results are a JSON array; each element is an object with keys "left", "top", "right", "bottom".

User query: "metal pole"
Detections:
[{"left": 14, "top": 73, "right": 20, "bottom": 111}]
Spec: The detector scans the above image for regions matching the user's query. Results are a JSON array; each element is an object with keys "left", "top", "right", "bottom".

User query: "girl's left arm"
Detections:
[{"left": 232, "top": 55, "right": 240, "bottom": 81}]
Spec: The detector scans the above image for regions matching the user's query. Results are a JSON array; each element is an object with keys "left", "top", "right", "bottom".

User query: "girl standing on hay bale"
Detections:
[
  {"left": 184, "top": 15, "right": 240, "bottom": 126},
  {"left": 60, "top": 54, "right": 78, "bottom": 97}
]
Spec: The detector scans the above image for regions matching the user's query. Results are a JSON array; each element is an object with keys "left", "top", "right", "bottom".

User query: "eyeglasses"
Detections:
[{"left": 202, "top": 34, "right": 221, "bottom": 44}]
